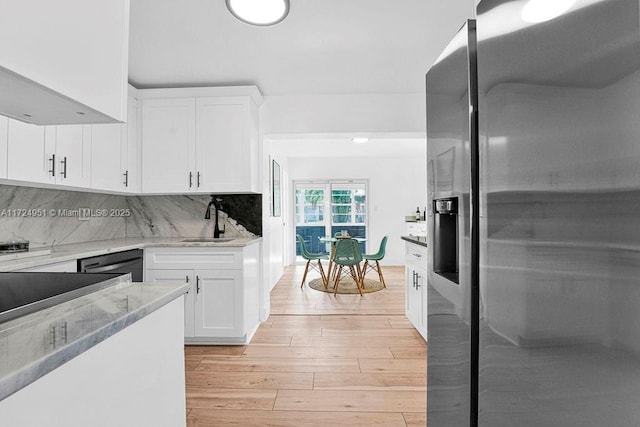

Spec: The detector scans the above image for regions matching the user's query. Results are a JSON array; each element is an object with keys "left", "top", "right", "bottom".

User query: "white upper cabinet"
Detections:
[
  {"left": 124, "top": 96, "right": 139, "bottom": 193},
  {"left": 141, "top": 98, "right": 196, "bottom": 193},
  {"left": 196, "top": 97, "right": 260, "bottom": 193},
  {"left": 49, "top": 125, "right": 92, "bottom": 188},
  {"left": 0, "top": 0, "right": 130, "bottom": 125},
  {"left": 0, "top": 117, "right": 7, "bottom": 179},
  {"left": 91, "top": 123, "right": 125, "bottom": 192},
  {"left": 5, "top": 120, "right": 90, "bottom": 189},
  {"left": 139, "top": 87, "right": 262, "bottom": 194},
  {"left": 91, "top": 96, "right": 139, "bottom": 192},
  {"left": 6, "top": 119, "right": 48, "bottom": 183}
]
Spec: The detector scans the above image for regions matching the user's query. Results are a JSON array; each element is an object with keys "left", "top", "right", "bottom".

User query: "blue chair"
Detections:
[
  {"left": 331, "top": 238, "right": 363, "bottom": 296},
  {"left": 362, "top": 236, "right": 388, "bottom": 288},
  {"left": 297, "top": 234, "right": 328, "bottom": 288}
]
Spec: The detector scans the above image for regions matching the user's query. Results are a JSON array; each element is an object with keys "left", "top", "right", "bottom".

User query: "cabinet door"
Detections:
[
  {"left": 55, "top": 125, "right": 91, "bottom": 187},
  {"left": 142, "top": 98, "right": 195, "bottom": 193},
  {"left": 0, "top": 116, "right": 7, "bottom": 178},
  {"left": 91, "top": 123, "right": 125, "bottom": 191},
  {"left": 6, "top": 119, "right": 48, "bottom": 182},
  {"left": 415, "top": 265, "right": 428, "bottom": 336},
  {"left": 194, "top": 269, "right": 243, "bottom": 338},
  {"left": 405, "top": 266, "right": 423, "bottom": 330},
  {"left": 123, "top": 96, "right": 138, "bottom": 192},
  {"left": 195, "top": 97, "right": 252, "bottom": 192},
  {"left": 145, "top": 269, "right": 195, "bottom": 338}
]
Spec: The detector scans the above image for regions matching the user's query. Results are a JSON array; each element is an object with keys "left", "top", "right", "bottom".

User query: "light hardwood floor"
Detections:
[{"left": 185, "top": 265, "right": 427, "bottom": 426}]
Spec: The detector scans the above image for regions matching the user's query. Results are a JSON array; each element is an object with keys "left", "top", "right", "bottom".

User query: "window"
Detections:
[
  {"left": 295, "top": 188, "right": 325, "bottom": 225},
  {"left": 294, "top": 181, "right": 367, "bottom": 259},
  {"left": 331, "top": 185, "right": 366, "bottom": 225}
]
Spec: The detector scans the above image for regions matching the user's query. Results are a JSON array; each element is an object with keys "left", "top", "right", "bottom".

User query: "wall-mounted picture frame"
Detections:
[{"left": 272, "top": 159, "right": 281, "bottom": 217}]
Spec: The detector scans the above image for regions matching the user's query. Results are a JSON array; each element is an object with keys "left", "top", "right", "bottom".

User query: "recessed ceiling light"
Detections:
[
  {"left": 226, "top": 0, "right": 290, "bottom": 26},
  {"left": 352, "top": 137, "right": 369, "bottom": 144}
]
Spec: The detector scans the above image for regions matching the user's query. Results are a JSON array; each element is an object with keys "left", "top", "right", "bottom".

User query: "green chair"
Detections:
[
  {"left": 297, "top": 234, "right": 328, "bottom": 288},
  {"left": 362, "top": 236, "right": 388, "bottom": 288},
  {"left": 332, "top": 238, "right": 363, "bottom": 296}
]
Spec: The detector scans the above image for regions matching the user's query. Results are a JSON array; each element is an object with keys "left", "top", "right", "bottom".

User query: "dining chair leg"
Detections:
[
  {"left": 376, "top": 260, "right": 386, "bottom": 288},
  {"left": 333, "top": 266, "right": 343, "bottom": 295},
  {"left": 349, "top": 265, "right": 363, "bottom": 296},
  {"left": 355, "top": 262, "right": 364, "bottom": 290},
  {"left": 300, "top": 259, "right": 311, "bottom": 288},
  {"left": 318, "top": 260, "right": 328, "bottom": 289},
  {"left": 361, "top": 259, "right": 369, "bottom": 282}
]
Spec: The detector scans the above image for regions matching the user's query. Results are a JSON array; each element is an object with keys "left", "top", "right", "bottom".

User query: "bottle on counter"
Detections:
[{"left": 415, "top": 207, "right": 421, "bottom": 221}]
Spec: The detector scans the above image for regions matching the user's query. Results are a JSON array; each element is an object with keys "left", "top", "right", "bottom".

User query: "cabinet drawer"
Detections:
[
  {"left": 145, "top": 247, "right": 243, "bottom": 270},
  {"left": 405, "top": 243, "right": 428, "bottom": 266}
]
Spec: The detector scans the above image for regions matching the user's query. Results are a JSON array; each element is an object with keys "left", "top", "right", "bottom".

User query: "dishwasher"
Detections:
[{"left": 77, "top": 249, "right": 144, "bottom": 282}]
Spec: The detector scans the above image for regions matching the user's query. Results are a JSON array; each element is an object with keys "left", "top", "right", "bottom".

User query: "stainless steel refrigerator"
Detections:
[{"left": 426, "top": 0, "right": 640, "bottom": 425}]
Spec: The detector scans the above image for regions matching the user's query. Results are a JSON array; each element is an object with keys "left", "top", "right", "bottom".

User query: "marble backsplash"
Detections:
[
  {"left": 0, "top": 186, "right": 127, "bottom": 248},
  {"left": 0, "top": 185, "right": 262, "bottom": 248},
  {"left": 126, "top": 194, "right": 262, "bottom": 239}
]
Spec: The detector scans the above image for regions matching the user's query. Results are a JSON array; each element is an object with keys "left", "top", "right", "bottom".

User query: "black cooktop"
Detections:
[{"left": 0, "top": 272, "right": 126, "bottom": 324}]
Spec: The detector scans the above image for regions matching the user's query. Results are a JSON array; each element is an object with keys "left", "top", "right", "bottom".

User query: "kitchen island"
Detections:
[{"left": 0, "top": 274, "right": 189, "bottom": 427}]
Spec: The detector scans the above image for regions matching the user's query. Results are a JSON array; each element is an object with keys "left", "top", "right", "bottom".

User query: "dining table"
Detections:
[{"left": 318, "top": 236, "right": 366, "bottom": 286}]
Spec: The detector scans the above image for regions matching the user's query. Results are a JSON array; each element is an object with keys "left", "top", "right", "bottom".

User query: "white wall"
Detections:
[
  {"left": 262, "top": 139, "right": 289, "bottom": 292},
  {"left": 288, "top": 156, "right": 426, "bottom": 266},
  {"left": 261, "top": 93, "right": 426, "bottom": 135}
]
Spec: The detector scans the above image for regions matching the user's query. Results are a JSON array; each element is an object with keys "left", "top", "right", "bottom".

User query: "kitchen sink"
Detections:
[{"left": 180, "top": 238, "right": 235, "bottom": 243}]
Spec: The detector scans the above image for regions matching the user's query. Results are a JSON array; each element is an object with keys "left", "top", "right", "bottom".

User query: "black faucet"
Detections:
[{"left": 204, "top": 196, "right": 226, "bottom": 238}]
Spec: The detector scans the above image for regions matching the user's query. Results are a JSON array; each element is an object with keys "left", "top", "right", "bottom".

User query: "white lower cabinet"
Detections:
[
  {"left": 145, "top": 244, "right": 261, "bottom": 344},
  {"left": 405, "top": 241, "right": 427, "bottom": 341}
]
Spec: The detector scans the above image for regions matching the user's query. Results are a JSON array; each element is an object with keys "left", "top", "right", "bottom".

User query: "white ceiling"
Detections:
[
  {"left": 268, "top": 133, "right": 426, "bottom": 159},
  {"left": 128, "top": 0, "right": 472, "bottom": 159},
  {"left": 128, "top": 0, "right": 473, "bottom": 96}
]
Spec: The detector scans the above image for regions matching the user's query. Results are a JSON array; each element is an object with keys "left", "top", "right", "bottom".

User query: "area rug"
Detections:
[{"left": 308, "top": 277, "right": 384, "bottom": 294}]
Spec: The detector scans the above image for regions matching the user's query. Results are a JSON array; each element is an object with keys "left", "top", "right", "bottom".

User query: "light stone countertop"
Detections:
[
  {"left": 0, "top": 276, "right": 189, "bottom": 402},
  {"left": 401, "top": 235, "right": 428, "bottom": 248},
  {"left": 0, "top": 236, "right": 263, "bottom": 272}
]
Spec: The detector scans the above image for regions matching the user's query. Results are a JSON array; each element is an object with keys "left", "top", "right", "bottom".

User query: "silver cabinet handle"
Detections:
[
  {"left": 197, "top": 171, "right": 201, "bottom": 188},
  {"left": 196, "top": 275, "right": 200, "bottom": 294},
  {"left": 185, "top": 275, "right": 189, "bottom": 293},
  {"left": 123, "top": 170, "right": 129, "bottom": 187},
  {"left": 415, "top": 272, "right": 421, "bottom": 289},
  {"left": 413, "top": 253, "right": 422, "bottom": 258},
  {"left": 61, "top": 321, "right": 68, "bottom": 344},
  {"left": 60, "top": 156, "right": 68, "bottom": 178},
  {"left": 189, "top": 171, "right": 193, "bottom": 188},
  {"left": 49, "top": 324, "right": 56, "bottom": 348},
  {"left": 49, "top": 154, "right": 56, "bottom": 176}
]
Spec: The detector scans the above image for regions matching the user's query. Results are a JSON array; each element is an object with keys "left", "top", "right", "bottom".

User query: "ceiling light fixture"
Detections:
[
  {"left": 226, "top": 0, "right": 290, "bottom": 26},
  {"left": 352, "top": 137, "right": 369, "bottom": 144}
]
